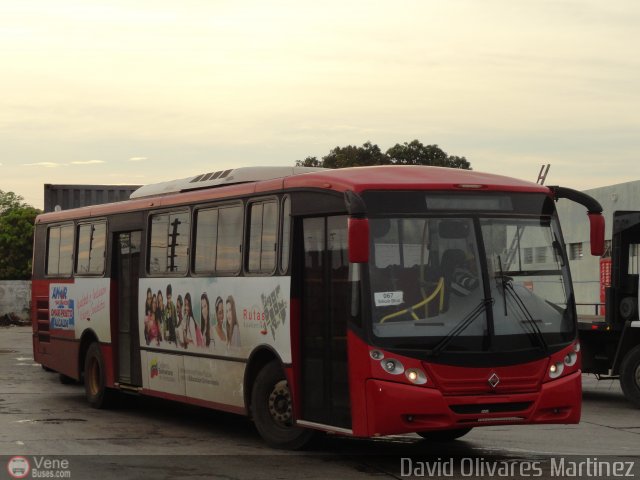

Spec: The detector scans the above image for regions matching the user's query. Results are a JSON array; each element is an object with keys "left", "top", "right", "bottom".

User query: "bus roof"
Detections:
[
  {"left": 283, "top": 165, "right": 548, "bottom": 194},
  {"left": 36, "top": 165, "right": 549, "bottom": 223},
  {"left": 129, "top": 166, "right": 325, "bottom": 199}
]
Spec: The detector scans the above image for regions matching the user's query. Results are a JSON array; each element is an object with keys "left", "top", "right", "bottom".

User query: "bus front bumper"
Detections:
[{"left": 363, "top": 370, "right": 581, "bottom": 437}]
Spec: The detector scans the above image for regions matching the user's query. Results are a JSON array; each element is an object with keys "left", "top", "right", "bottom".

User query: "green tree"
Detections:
[
  {"left": 386, "top": 140, "right": 471, "bottom": 169},
  {"left": 296, "top": 142, "right": 387, "bottom": 168},
  {"left": 321, "top": 141, "right": 388, "bottom": 169},
  {"left": 0, "top": 191, "right": 41, "bottom": 280},
  {"left": 0, "top": 190, "right": 26, "bottom": 214},
  {"left": 295, "top": 156, "right": 322, "bottom": 168},
  {"left": 295, "top": 140, "right": 471, "bottom": 169},
  {"left": 443, "top": 155, "right": 472, "bottom": 170}
]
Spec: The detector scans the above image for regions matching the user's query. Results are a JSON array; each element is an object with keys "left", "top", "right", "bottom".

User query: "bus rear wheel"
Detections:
[
  {"left": 84, "top": 342, "right": 116, "bottom": 409},
  {"left": 417, "top": 428, "right": 472, "bottom": 442},
  {"left": 251, "top": 361, "right": 313, "bottom": 449},
  {"left": 620, "top": 345, "right": 640, "bottom": 408}
]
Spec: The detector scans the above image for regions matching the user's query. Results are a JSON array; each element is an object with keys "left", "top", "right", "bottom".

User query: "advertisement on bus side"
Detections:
[
  {"left": 49, "top": 279, "right": 111, "bottom": 341},
  {"left": 138, "top": 276, "right": 291, "bottom": 360},
  {"left": 138, "top": 276, "right": 290, "bottom": 406},
  {"left": 140, "top": 350, "right": 247, "bottom": 407}
]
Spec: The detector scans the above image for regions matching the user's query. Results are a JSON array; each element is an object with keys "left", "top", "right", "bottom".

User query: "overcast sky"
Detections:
[{"left": 1, "top": 0, "right": 638, "bottom": 208}]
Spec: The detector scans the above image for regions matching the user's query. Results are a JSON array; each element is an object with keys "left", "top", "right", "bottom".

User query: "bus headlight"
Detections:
[
  {"left": 405, "top": 368, "right": 428, "bottom": 385},
  {"left": 574, "top": 342, "right": 581, "bottom": 353},
  {"left": 564, "top": 351, "right": 578, "bottom": 367},
  {"left": 549, "top": 362, "right": 564, "bottom": 379},
  {"left": 370, "top": 350, "right": 384, "bottom": 360},
  {"left": 381, "top": 358, "right": 404, "bottom": 375}
]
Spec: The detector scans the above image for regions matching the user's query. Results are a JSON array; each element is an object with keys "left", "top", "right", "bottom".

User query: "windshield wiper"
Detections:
[
  {"left": 429, "top": 298, "right": 494, "bottom": 357},
  {"left": 496, "top": 255, "right": 548, "bottom": 353},
  {"left": 497, "top": 255, "right": 509, "bottom": 316},
  {"left": 503, "top": 281, "right": 548, "bottom": 353}
]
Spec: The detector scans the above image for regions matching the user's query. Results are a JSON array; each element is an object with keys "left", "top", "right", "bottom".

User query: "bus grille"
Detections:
[
  {"left": 35, "top": 297, "right": 50, "bottom": 343},
  {"left": 474, "top": 417, "right": 525, "bottom": 423},
  {"left": 459, "top": 416, "right": 526, "bottom": 424},
  {"left": 450, "top": 401, "right": 532, "bottom": 415}
]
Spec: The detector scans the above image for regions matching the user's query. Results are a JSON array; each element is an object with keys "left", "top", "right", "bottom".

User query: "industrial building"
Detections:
[
  {"left": 556, "top": 179, "right": 640, "bottom": 316},
  {"left": 44, "top": 184, "right": 141, "bottom": 213}
]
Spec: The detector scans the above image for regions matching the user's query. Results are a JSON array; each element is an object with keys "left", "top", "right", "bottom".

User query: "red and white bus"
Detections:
[{"left": 32, "top": 165, "right": 605, "bottom": 448}]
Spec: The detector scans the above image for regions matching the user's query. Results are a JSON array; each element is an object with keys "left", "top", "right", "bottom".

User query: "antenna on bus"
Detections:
[{"left": 536, "top": 164, "right": 550, "bottom": 185}]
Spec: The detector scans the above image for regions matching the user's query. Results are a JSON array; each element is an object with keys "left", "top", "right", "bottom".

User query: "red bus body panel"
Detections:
[
  {"left": 347, "top": 332, "right": 581, "bottom": 437},
  {"left": 363, "top": 373, "right": 581, "bottom": 436},
  {"left": 32, "top": 278, "right": 80, "bottom": 379}
]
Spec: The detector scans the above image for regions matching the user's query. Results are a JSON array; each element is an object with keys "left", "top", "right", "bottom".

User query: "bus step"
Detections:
[{"left": 115, "top": 383, "right": 142, "bottom": 394}]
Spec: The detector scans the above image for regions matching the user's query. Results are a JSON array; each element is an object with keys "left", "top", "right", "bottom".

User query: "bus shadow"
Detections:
[
  {"left": 113, "top": 392, "right": 485, "bottom": 456},
  {"left": 116, "top": 393, "right": 257, "bottom": 435},
  {"left": 53, "top": 381, "right": 519, "bottom": 459},
  {"left": 308, "top": 434, "right": 480, "bottom": 456},
  {"left": 582, "top": 389, "right": 628, "bottom": 405}
]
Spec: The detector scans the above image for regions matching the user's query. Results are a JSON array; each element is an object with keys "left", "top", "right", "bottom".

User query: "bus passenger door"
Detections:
[
  {"left": 114, "top": 231, "right": 142, "bottom": 386},
  {"left": 299, "top": 216, "right": 351, "bottom": 429}
]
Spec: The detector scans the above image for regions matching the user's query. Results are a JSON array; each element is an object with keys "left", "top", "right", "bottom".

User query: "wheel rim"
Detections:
[
  {"left": 87, "top": 357, "right": 100, "bottom": 397},
  {"left": 268, "top": 380, "right": 293, "bottom": 426},
  {"left": 635, "top": 364, "right": 640, "bottom": 388}
]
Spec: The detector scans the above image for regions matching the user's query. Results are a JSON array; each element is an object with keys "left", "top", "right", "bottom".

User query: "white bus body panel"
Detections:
[
  {"left": 49, "top": 279, "right": 112, "bottom": 342},
  {"left": 138, "top": 276, "right": 291, "bottom": 404}
]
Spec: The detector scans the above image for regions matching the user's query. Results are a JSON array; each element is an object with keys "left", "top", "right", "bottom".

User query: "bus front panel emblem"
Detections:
[{"left": 488, "top": 373, "right": 500, "bottom": 389}]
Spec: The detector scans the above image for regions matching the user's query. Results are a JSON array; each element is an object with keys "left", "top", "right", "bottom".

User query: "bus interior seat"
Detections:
[
  {"left": 370, "top": 264, "right": 443, "bottom": 319},
  {"left": 440, "top": 248, "right": 467, "bottom": 310}
]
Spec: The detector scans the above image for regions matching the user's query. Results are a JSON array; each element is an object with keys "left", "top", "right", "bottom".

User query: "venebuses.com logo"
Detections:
[
  {"left": 6, "top": 456, "right": 71, "bottom": 478},
  {"left": 7, "top": 456, "right": 30, "bottom": 479}
]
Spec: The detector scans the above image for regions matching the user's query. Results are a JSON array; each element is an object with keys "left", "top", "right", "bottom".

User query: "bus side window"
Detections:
[
  {"left": 149, "top": 214, "right": 169, "bottom": 274},
  {"left": 280, "top": 196, "right": 291, "bottom": 274},
  {"left": 193, "top": 203, "right": 243, "bottom": 275},
  {"left": 216, "top": 204, "right": 243, "bottom": 273},
  {"left": 194, "top": 208, "right": 219, "bottom": 273},
  {"left": 47, "top": 224, "right": 74, "bottom": 276},
  {"left": 247, "top": 200, "right": 278, "bottom": 274},
  {"left": 76, "top": 222, "right": 106, "bottom": 275},
  {"left": 148, "top": 211, "right": 190, "bottom": 274}
]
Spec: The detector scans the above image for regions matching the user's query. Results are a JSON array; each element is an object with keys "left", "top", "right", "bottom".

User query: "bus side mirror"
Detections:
[
  {"left": 588, "top": 213, "right": 605, "bottom": 256},
  {"left": 348, "top": 218, "right": 369, "bottom": 263}
]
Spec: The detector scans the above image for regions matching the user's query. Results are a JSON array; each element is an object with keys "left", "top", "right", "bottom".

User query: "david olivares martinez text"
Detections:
[
  {"left": 401, "top": 457, "right": 636, "bottom": 477},
  {"left": 401, "top": 458, "right": 542, "bottom": 477}
]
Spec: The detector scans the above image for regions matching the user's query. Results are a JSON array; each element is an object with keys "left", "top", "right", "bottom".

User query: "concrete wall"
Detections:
[{"left": 0, "top": 281, "right": 31, "bottom": 323}]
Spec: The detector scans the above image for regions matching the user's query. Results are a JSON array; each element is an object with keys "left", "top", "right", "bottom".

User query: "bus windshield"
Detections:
[{"left": 368, "top": 215, "right": 574, "bottom": 353}]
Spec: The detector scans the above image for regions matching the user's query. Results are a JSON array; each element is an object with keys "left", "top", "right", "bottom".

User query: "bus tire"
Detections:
[
  {"left": 251, "top": 361, "right": 313, "bottom": 450},
  {"left": 417, "top": 428, "right": 472, "bottom": 442},
  {"left": 620, "top": 345, "right": 640, "bottom": 408},
  {"left": 84, "top": 342, "right": 116, "bottom": 409}
]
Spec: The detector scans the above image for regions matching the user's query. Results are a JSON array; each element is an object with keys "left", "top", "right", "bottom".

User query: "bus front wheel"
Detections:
[
  {"left": 417, "top": 428, "right": 472, "bottom": 442},
  {"left": 620, "top": 345, "right": 640, "bottom": 408},
  {"left": 84, "top": 342, "right": 116, "bottom": 409},
  {"left": 251, "top": 361, "right": 313, "bottom": 449}
]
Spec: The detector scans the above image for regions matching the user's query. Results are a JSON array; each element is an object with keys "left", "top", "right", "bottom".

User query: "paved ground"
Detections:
[{"left": 1, "top": 325, "right": 639, "bottom": 479}]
